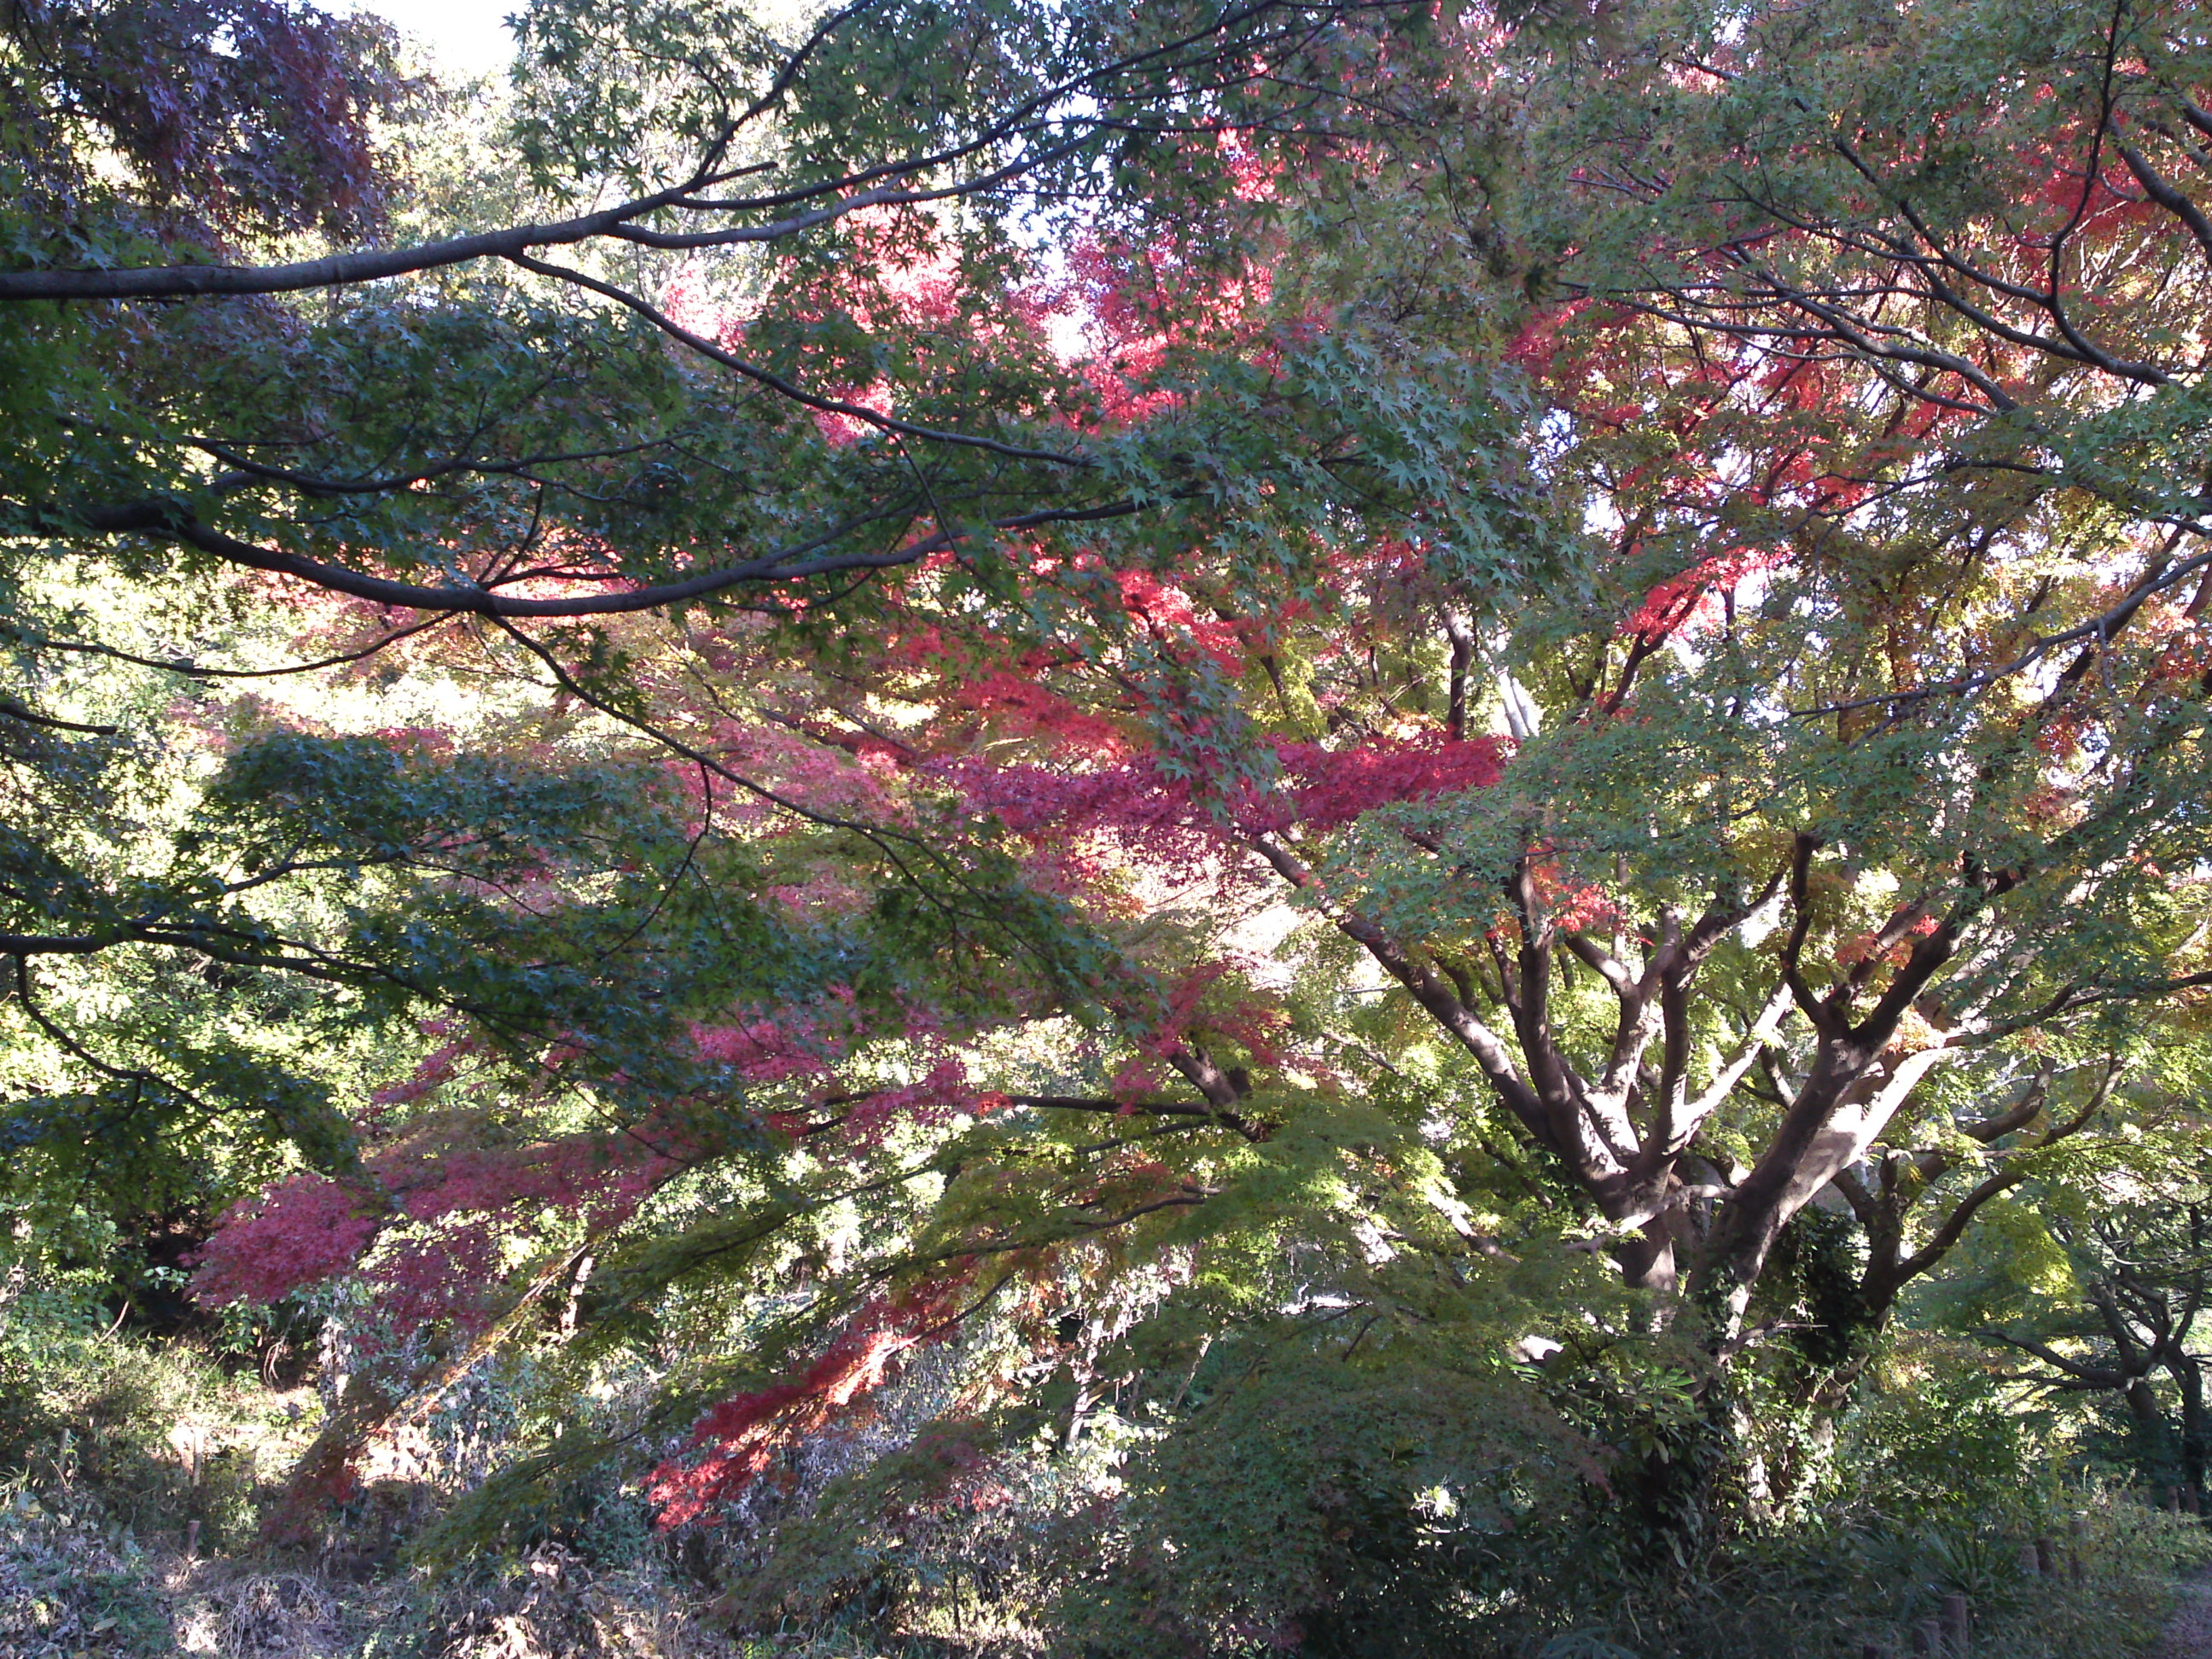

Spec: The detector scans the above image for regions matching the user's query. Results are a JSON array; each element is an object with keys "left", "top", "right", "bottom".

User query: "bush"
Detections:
[
  {"left": 0, "top": 1499, "right": 174, "bottom": 1657},
  {"left": 0, "top": 1324, "right": 312, "bottom": 1557}
]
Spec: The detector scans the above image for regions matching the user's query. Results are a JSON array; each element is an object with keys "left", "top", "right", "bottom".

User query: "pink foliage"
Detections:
[
  {"left": 1111, "top": 567, "right": 1246, "bottom": 671},
  {"left": 1109, "top": 959, "right": 1295, "bottom": 1103},
  {"left": 364, "top": 1230, "right": 504, "bottom": 1332},
  {"left": 1274, "top": 734, "right": 1507, "bottom": 830},
  {"left": 947, "top": 667, "right": 1131, "bottom": 754},
  {"left": 935, "top": 731, "right": 1505, "bottom": 853},
  {"left": 1626, "top": 544, "right": 1793, "bottom": 645},
  {"left": 701, "top": 719, "right": 901, "bottom": 822},
  {"left": 396, "top": 1137, "right": 674, "bottom": 1230},
  {"left": 370, "top": 1033, "right": 482, "bottom": 1107},
  {"left": 646, "top": 1276, "right": 975, "bottom": 1527},
  {"left": 192, "top": 1176, "right": 383, "bottom": 1307},
  {"left": 841, "top": 1057, "right": 972, "bottom": 1141},
  {"left": 195, "top": 1126, "right": 684, "bottom": 1332},
  {"left": 689, "top": 1017, "right": 839, "bottom": 1086},
  {"left": 1052, "top": 230, "right": 1277, "bottom": 428}
]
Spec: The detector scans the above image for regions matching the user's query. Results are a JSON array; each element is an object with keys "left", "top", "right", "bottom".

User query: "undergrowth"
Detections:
[{"left": 0, "top": 1329, "right": 2207, "bottom": 1657}]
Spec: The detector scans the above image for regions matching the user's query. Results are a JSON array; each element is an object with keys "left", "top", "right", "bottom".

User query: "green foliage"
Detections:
[
  {"left": 0, "top": 1325, "right": 287, "bottom": 1556},
  {"left": 0, "top": 1505, "right": 176, "bottom": 1659},
  {"left": 1576, "top": 1499, "right": 2212, "bottom": 1659},
  {"left": 1058, "top": 1335, "right": 1593, "bottom": 1656},
  {"left": 3, "top": 3, "right": 2212, "bottom": 1656},
  {"left": 1843, "top": 1348, "right": 2047, "bottom": 1525}
]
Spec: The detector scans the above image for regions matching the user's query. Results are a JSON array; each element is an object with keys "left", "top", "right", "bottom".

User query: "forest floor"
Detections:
[
  {"left": 9, "top": 1339, "right": 2212, "bottom": 1659},
  {"left": 15, "top": 1518, "right": 2212, "bottom": 1659},
  {"left": 2160, "top": 1563, "right": 2212, "bottom": 1659}
]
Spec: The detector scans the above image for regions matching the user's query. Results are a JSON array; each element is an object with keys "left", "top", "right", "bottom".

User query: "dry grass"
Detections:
[
  {"left": 175, "top": 1569, "right": 344, "bottom": 1656},
  {"left": 0, "top": 1505, "right": 772, "bottom": 1658}
]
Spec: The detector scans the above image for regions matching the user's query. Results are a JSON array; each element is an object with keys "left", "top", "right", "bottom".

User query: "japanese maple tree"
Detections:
[{"left": 4, "top": 0, "right": 2211, "bottom": 1644}]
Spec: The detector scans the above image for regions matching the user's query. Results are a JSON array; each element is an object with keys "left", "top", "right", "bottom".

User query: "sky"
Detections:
[{"left": 350, "top": 0, "right": 522, "bottom": 78}]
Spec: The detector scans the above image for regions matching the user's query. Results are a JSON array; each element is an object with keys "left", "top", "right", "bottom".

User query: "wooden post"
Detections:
[
  {"left": 2034, "top": 1535, "right": 2055, "bottom": 1576},
  {"left": 1940, "top": 1592, "right": 1969, "bottom": 1657},
  {"left": 2016, "top": 1541, "right": 2040, "bottom": 1578},
  {"left": 1914, "top": 1618, "right": 1941, "bottom": 1656}
]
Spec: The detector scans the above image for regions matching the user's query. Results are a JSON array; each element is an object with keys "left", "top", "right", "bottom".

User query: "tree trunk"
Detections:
[
  {"left": 2124, "top": 1377, "right": 2178, "bottom": 1497},
  {"left": 2174, "top": 1353, "right": 2209, "bottom": 1511}
]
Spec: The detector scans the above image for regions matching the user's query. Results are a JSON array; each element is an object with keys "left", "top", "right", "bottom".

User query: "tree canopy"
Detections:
[{"left": 3, "top": 0, "right": 2212, "bottom": 1650}]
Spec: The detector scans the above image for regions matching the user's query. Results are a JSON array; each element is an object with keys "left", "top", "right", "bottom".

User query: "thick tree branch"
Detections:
[
  {"left": 57, "top": 494, "right": 1162, "bottom": 617},
  {"left": 1247, "top": 830, "right": 1555, "bottom": 1150}
]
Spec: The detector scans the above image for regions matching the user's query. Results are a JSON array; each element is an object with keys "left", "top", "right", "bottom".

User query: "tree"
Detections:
[
  {"left": 0, "top": 0, "right": 1458, "bottom": 1190},
  {"left": 1214, "top": 0, "right": 2212, "bottom": 1345},
  {"left": 5, "top": 0, "right": 2212, "bottom": 1639},
  {"left": 715, "top": 0, "right": 2212, "bottom": 1375},
  {"left": 6, "top": 0, "right": 1575, "bottom": 1604},
  {"left": 1931, "top": 1115, "right": 2212, "bottom": 1510},
  {"left": 571, "top": 0, "right": 2212, "bottom": 1552}
]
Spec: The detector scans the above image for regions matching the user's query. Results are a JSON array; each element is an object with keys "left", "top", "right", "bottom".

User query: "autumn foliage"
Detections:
[{"left": 5, "top": 0, "right": 2212, "bottom": 1648}]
